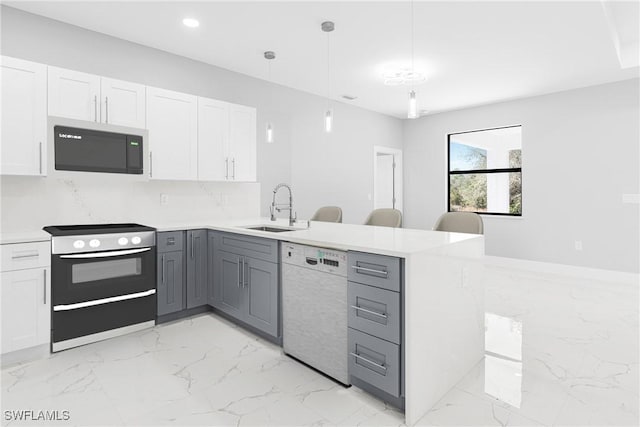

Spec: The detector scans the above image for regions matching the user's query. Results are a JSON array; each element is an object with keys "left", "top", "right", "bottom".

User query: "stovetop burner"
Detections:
[{"left": 44, "top": 223, "right": 155, "bottom": 237}]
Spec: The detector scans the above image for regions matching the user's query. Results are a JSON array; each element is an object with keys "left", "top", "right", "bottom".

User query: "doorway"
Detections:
[{"left": 373, "top": 146, "right": 403, "bottom": 213}]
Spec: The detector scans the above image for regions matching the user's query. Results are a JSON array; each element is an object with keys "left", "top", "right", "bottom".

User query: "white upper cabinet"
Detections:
[
  {"left": 1, "top": 56, "right": 47, "bottom": 176},
  {"left": 48, "top": 66, "right": 145, "bottom": 128},
  {"left": 198, "top": 97, "right": 230, "bottom": 181},
  {"left": 197, "top": 99, "right": 256, "bottom": 182},
  {"left": 229, "top": 104, "right": 257, "bottom": 182},
  {"left": 48, "top": 66, "right": 101, "bottom": 122},
  {"left": 101, "top": 77, "right": 146, "bottom": 128},
  {"left": 147, "top": 87, "right": 198, "bottom": 181}
]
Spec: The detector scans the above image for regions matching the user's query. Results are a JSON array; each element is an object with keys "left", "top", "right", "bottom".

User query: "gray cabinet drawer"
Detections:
[
  {"left": 214, "top": 232, "right": 278, "bottom": 263},
  {"left": 348, "top": 328, "right": 400, "bottom": 397},
  {"left": 157, "top": 231, "right": 184, "bottom": 253},
  {"left": 347, "top": 252, "right": 400, "bottom": 292},
  {"left": 348, "top": 282, "right": 400, "bottom": 344}
]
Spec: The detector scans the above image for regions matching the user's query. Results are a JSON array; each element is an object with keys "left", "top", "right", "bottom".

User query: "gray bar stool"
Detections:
[
  {"left": 364, "top": 208, "right": 402, "bottom": 228},
  {"left": 433, "top": 212, "right": 484, "bottom": 234},
  {"left": 310, "top": 206, "right": 343, "bottom": 223}
]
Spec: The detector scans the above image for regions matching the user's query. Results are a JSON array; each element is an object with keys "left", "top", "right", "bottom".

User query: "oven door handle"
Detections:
[
  {"left": 53, "top": 289, "right": 156, "bottom": 311},
  {"left": 60, "top": 247, "right": 152, "bottom": 259}
]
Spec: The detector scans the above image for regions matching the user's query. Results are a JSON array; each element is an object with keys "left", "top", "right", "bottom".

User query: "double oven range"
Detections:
[{"left": 44, "top": 224, "right": 157, "bottom": 352}]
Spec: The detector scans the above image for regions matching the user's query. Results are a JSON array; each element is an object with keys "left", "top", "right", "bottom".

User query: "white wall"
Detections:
[
  {"left": 404, "top": 79, "right": 640, "bottom": 273},
  {"left": 0, "top": 6, "right": 402, "bottom": 228}
]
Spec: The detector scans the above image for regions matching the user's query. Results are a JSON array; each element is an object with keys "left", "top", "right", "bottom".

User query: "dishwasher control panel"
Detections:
[{"left": 281, "top": 242, "right": 347, "bottom": 277}]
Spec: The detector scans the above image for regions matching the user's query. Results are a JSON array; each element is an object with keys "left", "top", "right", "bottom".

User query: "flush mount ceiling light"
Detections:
[
  {"left": 382, "top": 68, "right": 426, "bottom": 86},
  {"left": 322, "top": 21, "right": 335, "bottom": 133},
  {"left": 182, "top": 18, "right": 199, "bottom": 28},
  {"left": 264, "top": 50, "right": 276, "bottom": 144}
]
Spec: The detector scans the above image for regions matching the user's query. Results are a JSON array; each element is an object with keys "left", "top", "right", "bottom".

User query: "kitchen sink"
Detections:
[{"left": 243, "top": 225, "right": 295, "bottom": 233}]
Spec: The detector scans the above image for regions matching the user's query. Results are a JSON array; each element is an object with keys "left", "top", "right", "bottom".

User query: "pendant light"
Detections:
[
  {"left": 407, "top": 0, "right": 419, "bottom": 119},
  {"left": 322, "top": 21, "right": 335, "bottom": 133},
  {"left": 264, "top": 51, "right": 276, "bottom": 143}
]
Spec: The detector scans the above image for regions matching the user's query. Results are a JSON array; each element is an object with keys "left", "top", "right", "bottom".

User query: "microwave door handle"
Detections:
[{"left": 60, "top": 247, "right": 151, "bottom": 259}]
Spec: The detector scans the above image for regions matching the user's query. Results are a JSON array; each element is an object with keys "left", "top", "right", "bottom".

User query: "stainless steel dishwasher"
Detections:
[{"left": 281, "top": 242, "right": 349, "bottom": 384}]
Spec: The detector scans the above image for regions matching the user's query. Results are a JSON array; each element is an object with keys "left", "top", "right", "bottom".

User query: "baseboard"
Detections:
[
  {"left": 156, "top": 305, "right": 211, "bottom": 324},
  {"left": 1, "top": 344, "right": 50, "bottom": 369},
  {"left": 484, "top": 255, "right": 639, "bottom": 285}
]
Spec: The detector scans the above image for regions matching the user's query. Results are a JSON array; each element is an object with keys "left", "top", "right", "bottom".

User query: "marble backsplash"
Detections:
[{"left": 0, "top": 174, "right": 260, "bottom": 232}]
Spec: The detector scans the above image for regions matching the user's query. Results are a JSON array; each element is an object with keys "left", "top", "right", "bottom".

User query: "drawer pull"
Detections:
[
  {"left": 351, "top": 265, "right": 388, "bottom": 276},
  {"left": 350, "top": 352, "right": 387, "bottom": 372},
  {"left": 11, "top": 252, "right": 39, "bottom": 259},
  {"left": 351, "top": 305, "right": 388, "bottom": 319}
]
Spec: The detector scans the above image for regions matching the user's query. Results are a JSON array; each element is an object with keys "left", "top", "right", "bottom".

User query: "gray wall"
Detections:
[
  {"left": 404, "top": 79, "right": 640, "bottom": 273},
  {"left": 0, "top": 6, "right": 402, "bottom": 225}
]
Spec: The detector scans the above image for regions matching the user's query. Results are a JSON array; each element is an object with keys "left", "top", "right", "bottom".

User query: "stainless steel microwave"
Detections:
[{"left": 54, "top": 125, "right": 143, "bottom": 174}]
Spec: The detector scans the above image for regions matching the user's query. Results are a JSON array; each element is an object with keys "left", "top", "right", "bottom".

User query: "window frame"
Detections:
[{"left": 447, "top": 125, "right": 523, "bottom": 217}]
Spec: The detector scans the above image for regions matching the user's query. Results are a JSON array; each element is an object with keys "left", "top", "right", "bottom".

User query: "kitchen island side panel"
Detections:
[{"left": 404, "top": 237, "right": 485, "bottom": 425}]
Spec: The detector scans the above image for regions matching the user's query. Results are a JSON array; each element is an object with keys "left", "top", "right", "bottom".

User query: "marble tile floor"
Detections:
[{"left": 1, "top": 266, "right": 638, "bottom": 426}]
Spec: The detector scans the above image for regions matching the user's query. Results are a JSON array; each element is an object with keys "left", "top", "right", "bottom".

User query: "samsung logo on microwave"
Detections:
[{"left": 58, "top": 133, "right": 82, "bottom": 140}]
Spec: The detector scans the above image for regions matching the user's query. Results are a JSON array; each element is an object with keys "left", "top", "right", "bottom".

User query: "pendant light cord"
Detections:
[
  {"left": 327, "top": 30, "right": 331, "bottom": 109},
  {"left": 411, "top": 0, "right": 415, "bottom": 92}
]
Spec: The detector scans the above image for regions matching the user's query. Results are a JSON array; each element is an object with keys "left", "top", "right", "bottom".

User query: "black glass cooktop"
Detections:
[{"left": 43, "top": 223, "right": 155, "bottom": 236}]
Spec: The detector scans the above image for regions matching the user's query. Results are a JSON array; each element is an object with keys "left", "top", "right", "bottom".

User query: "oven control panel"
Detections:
[{"left": 52, "top": 231, "right": 156, "bottom": 255}]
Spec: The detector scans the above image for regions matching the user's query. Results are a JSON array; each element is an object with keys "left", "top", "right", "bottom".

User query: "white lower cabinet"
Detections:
[
  {"left": 0, "top": 241, "right": 51, "bottom": 355},
  {"left": 1, "top": 56, "right": 47, "bottom": 176},
  {"left": 147, "top": 86, "right": 198, "bottom": 180}
]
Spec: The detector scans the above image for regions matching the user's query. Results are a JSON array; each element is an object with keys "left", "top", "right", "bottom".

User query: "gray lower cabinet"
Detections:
[
  {"left": 157, "top": 229, "right": 208, "bottom": 320},
  {"left": 157, "top": 250, "right": 184, "bottom": 316},
  {"left": 347, "top": 251, "right": 404, "bottom": 407},
  {"left": 210, "top": 232, "right": 280, "bottom": 339},
  {"left": 244, "top": 257, "right": 278, "bottom": 337},
  {"left": 214, "top": 250, "right": 243, "bottom": 318},
  {"left": 186, "top": 229, "right": 208, "bottom": 309}
]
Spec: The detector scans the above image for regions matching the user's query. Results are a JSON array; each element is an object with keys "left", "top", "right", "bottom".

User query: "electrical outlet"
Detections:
[
  {"left": 574, "top": 240, "right": 583, "bottom": 251},
  {"left": 461, "top": 266, "right": 469, "bottom": 288},
  {"left": 160, "top": 194, "right": 169, "bottom": 205}
]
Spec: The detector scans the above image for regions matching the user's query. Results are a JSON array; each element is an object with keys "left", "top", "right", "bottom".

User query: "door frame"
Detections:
[{"left": 373, "top": 146, "right": 403, "bottom": 213}]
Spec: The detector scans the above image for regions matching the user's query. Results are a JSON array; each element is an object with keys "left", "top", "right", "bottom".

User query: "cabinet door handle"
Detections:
[
  {"left": 11, "top": 251, "right": 39, "bottom": 259},
  {"left": 351, "top": 265, "right": 388, "bottom": 276},
  {"left": 225, "top": 158, "right": 229, "bottom": 179},
  {"left": 351, "top": 305, "right": 388, "bottom": 319},
  {"left": 43, "top": 269, "right": 47, "bottom": 305},
  {"left": 191, "top": 234, "right": 195, "bottom": 260},
  {"left": 231, "top": 158, "right": 236, "bottom": 180},
  {"left": 149, "top": 151, "right": 153, "bottom": 178},
  {"left": 243, "top": 258, "right": 249, "bottom": 288},
  {"left": 241, "top": 257, "right": 245, "bottom": 288},
  {"left": 39, "top": 142, "right": 43, "bottom": 175},
  {"left": 350, "top": 352, "right": 387, "bottom": 372},
  {"left": 162, "top": 254, "right": 165, "bottom": 284},
  {"left": 105, "top": 96, "right": 109, "bottom": 123},
  {"left": 237, "top": 257, "right": 242, "bottom": 288},
  {"left": 94, "top": 95, "right": 98, "bottom": 122}
]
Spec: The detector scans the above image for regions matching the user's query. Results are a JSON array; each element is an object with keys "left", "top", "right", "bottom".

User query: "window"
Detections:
[{"left": 448, "top": 125, "right": 522, "bottom": 216}]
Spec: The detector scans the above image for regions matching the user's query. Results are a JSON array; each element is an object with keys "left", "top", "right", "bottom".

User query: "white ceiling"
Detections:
[{"left": 6, "top": 1, "right": 639, "bottom": 118}]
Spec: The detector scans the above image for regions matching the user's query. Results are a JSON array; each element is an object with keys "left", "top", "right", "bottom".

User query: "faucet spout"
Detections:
[{"left": 271, "top": 183, "right": 296, "bottom": 226}]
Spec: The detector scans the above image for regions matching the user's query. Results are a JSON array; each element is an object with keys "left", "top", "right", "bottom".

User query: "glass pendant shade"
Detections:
[
  {"left": 324, "top": 109, "right": 333, "bottom": 133},
  {"left": 266, "top": 122, "right": 274, "bottom": 143},
  {"left": 408, "top": 90, "right": 418, "bottom": 119}
]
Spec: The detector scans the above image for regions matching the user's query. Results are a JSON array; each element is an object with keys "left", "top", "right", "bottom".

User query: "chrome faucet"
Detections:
[{"left": 270, "top": 183, "right": 296, "bottom": 226}]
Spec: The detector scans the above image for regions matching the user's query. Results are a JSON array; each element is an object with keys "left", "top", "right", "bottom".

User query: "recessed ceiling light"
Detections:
[
  {"left": 342, "top": 95, "right": 357, "bottom": 101},
  {"left": 182, "top": 18, "right": 200, "bottom": 28}
]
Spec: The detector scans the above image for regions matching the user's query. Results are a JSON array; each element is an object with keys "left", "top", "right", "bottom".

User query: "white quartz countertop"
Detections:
[
  {"left": 151, "top": 217, "right": 482, "bottom": 258},
  {"left": 0, "top": 230, "right": 51, "bottom": 245},
  {"left": 1, "top": 218, "right": 482, "bottom": 257}
]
